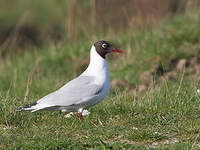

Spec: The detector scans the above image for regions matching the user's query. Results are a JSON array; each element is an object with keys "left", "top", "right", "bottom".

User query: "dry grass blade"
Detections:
[
  {"left": 23, "top": 58, "right": 40, "bottom": 102},
  {"left": 176, "top": 67, "right": 185, "bottom": 98}
]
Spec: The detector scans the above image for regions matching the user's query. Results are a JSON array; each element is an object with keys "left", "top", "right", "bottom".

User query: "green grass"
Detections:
[{"left": 1, "top": 12, "right": 200, "bottom": 149}]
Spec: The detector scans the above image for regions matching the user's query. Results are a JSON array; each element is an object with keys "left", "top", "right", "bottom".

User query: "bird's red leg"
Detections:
[{"left": 78, "top": 112, "right": 82, "bottom": 120}]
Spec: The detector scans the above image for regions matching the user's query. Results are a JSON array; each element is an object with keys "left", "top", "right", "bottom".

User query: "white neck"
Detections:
[{"left": 81, "top": 46, "right": 109, "bottom": 78}]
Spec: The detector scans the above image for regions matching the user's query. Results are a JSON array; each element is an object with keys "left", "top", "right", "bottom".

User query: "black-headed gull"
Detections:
[{"left": 17, "top": 40, "right": 122, "bottom": 119}]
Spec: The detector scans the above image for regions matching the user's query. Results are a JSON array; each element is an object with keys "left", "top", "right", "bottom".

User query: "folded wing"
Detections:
[{"left": 36, "top": 76, "right": 102, "bottom": 107}]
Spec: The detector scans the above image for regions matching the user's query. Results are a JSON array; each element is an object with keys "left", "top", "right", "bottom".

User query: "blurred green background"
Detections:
[
  {"left": 1, "top": 0, "right": 200, "bottom": 149},
  {"left": 0, "top": 0, "right": 199, "bottom": 55}
]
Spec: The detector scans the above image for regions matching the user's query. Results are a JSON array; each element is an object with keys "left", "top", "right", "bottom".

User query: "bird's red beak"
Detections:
[{"left": 111, "top": 49, "right": 123, "bottom": 54}]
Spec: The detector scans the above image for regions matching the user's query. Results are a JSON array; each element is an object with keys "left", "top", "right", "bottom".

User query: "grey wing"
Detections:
[{"left": 37, "top": 76, "right": 102, "bottom": 107}]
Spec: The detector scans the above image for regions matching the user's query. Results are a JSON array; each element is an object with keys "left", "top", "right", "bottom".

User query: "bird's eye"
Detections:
[{"left": 102, "top": 43, "right": 107, "bottom": 48}]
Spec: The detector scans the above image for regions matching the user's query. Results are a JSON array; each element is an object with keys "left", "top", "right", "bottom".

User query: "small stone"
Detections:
[
  {"left": 153, "top": 131, "right": 161, "bottom": 135},
  {"left": 132, "top": 127, "right": 138, "bottom": 130},
  {"left": 82, "top": 110, "right": 90, "bottom": 116},
  {"left": 64, "top": 112, "right": 74, "bottom": 118}
]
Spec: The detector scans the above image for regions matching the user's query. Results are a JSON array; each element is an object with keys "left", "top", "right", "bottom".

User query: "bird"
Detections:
[{"left": 16, "top": 40, "right": 122, "bottom": 119}]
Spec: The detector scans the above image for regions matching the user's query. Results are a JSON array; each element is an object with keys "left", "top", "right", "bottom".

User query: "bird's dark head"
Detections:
[{"left": 94, "top": 40, "right": 122, "bottom": 59}]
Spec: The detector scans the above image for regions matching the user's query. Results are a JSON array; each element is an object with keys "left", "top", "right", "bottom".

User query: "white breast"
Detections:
[{"left": 81, "top": 45, "right": 110, "bottom": 105}]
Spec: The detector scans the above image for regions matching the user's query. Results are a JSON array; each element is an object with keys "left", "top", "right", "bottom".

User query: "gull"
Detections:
[{"left": 17, "top": 40, "right": 122, "bottom": 119}]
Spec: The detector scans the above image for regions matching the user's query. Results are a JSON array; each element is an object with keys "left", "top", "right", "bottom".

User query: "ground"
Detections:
[{"left": 0, "top": 12, "right": 200, "bottom": 149}]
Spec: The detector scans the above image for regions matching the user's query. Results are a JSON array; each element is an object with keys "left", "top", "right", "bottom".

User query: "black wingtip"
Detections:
[
  {"left": 16, "top": 102, "right": 37, "bottom": 112},
  {"left": 15, "top": 106, "right": 24, "bottom": 112}
]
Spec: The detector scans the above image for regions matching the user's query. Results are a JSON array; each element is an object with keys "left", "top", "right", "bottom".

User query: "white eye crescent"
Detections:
[{"left": 102, "top": 43, "right": 107, "bottom": 48}]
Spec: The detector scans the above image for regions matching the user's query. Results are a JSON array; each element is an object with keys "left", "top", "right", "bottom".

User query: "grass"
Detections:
[{"left": 1, "top": 12, "right": 200, "bottom": 149}]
